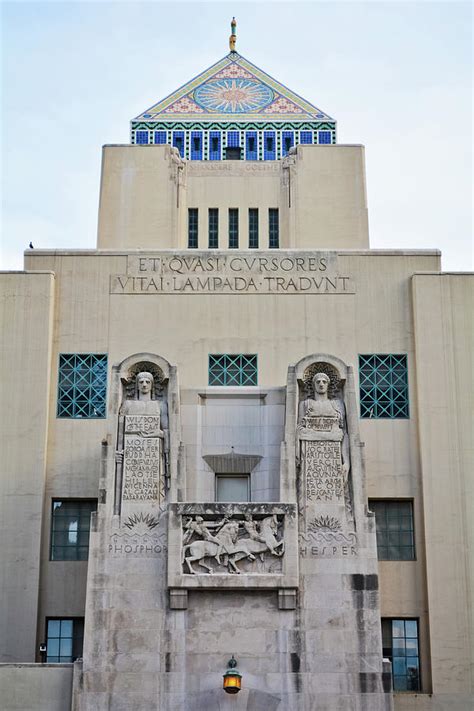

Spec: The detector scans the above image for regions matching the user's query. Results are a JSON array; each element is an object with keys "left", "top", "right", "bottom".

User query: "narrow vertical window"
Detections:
[
  {"left": 173, "top": 131, "right": 185, "bottom": 157},
  {"left": 190, "top": 131, "right": 203, "bottom": 160},
  {"left": 246, "top": 131, "right": 258, "bottom": 160},
  {"left": 228, "top": 209, "right": 239, "bottom": 248},
  {"left": 208, "top": 208, "right": 218, "bottom": 248},
  {"left": 269, "top": 208, "right": 279, "bottom": 248},
  {"left": 382, "top": 619, "right": 421, "bottom": 691},
  {"left": 209, "top": 131, "right": 221, "bottom": 160},
  {"left": 188, "top": 208, "right": 198, "bottom": 248},
  {"left": 282, "top": 131, "right": 294, "bottom": 156},
  {"left": 264, "top": 131, "right": 276, "bottom": 160},
  {"left": 248, "top": 209, "right": 259, "bottom": 248}
]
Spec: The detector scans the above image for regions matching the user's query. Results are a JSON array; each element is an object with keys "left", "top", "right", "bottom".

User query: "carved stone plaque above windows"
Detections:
[{"left": 168, "top": 503, "right": 298, "bottom": 592}]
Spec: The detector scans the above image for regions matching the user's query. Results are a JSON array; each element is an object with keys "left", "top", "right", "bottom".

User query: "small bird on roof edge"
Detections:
[{"left": 29, "top": 242, "right": 34, "bottom": 249}]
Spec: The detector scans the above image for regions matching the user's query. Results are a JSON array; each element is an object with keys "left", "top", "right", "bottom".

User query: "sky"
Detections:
[{"left": 1, "top": 0, "right": 472, "bottom": 271}]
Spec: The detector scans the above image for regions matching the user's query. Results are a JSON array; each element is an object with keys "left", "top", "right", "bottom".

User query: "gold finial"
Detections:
[{"left": 229, "top": 17, "right": 237, "bottom": 52}]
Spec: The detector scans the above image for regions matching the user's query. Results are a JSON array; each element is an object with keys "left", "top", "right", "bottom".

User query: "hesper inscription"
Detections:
[
  {"left": 305, "top": 441, "right": 344, "bottom": 503},
  {"left": 110, "top": 253, "right": 355, "bottom": 295},
  {"left": 122, "top": 415, "right": 161, "bottom": 501}
]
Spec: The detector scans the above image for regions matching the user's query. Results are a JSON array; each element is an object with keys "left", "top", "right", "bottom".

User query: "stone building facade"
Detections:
[{"left": 1, "top": 25, "right": 473, "bottom": 711}]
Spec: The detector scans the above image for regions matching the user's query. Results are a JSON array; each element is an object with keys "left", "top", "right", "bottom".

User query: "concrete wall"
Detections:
[
  {"left": 0, "top": 664, "right": 73, "bottom": 711},
  {"left": 96, "top": 144, "right": 369, "bottom": 251},
  {"left": 0, "top": 272, "right": 55, "bottom": 662},
  {"left": 412, "top": 273, "right": 474, "bottom": 702}
]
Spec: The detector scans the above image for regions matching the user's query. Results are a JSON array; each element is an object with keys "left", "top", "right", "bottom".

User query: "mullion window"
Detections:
[
  {"left": 208, "top": 208, "right": 218, "bottom": 248},
  {"left": 209, "top": 354, "right": 257, "bottom": 386},
  {"left": 381, "top": 619, "right": 420, "bottom": 691},
  {"left": 188, "top": 208, "right": 198, "bottom": 248},
  {"left": 249, "top": 208, "right": 259, "bottom": 248},
  {"left": 359, "top": 354, "right": 409, "bottom": 418},
  {"left": 46, "top": 618, "right": 84, "bottom": 663},
  {"left": 50, "top": 500, "right": 97, "bottom": 560},
  {"left": 57, "top": 354, "right": 107, "bottom": 419},
  {"left": 269, "top": 208, "right": 279, "bottom": 248},
  {"left": 228, "top": 209, "right": 239, "bottom": 249},
  {"left": 370, "top": 500, "right": 415, "bottom": 560}
]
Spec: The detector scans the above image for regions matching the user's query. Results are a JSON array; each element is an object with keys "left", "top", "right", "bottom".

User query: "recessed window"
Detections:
[
  {"left": 382, "top": 619, "right": 420, "bottom": 692},
  {"left": 359, "top": 354, "right": 409, "bottom": 418},
  {"left": 57, "top": 354, "right": 107, "bottom": 419},
  {"left": 50, "top": 500, "right": 97, "bottom": 561},
  {"left": 191, "top": 131, "right": 203, "bottom": 160},
  {"left": 216, "top": 474, "right": 250, "bottom": 502},
  {"left": 269, "top": 208, "right": 279, "bottom": 248},
  {"left": 173, "top": 131, "right": 185, "bottom": 157},
  {"left": 208, "top": 208, "right": 218, "bottom": 248},
  {"left": 188, "top": 208, "right": 198, "bottom": 248},
  {"left": 210, "top": 131, "right": 221, "bottom": 160},
  {"left": 209, "top": 354, "right": 258, "bottom": 386},
  {"left": 370, "top": 500, "right": 415, "bottom": 560},
  {"left": 249, "top": 208, "right": 259, "bottom": 248},
  {"left": 135, "top": 130, "right": 149, "bottom": 145},
  {"left": 264, "top": 131, "right": 276, "bottom": 160},
  {"left": 246, "top": 131, "right": 258, "bottom": 160},
  {"left": 46, "top": 618, "right": 84, "bottom": 663},
  {"left": 282, "top": 130, "right": 294, "bottom": 155},
  {"left": 228, "top": 208, "right": 239, "bottom": 248}
]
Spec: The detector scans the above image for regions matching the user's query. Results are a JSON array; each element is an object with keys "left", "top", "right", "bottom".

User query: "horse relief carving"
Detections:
[{"left": 181, "top": 513, "right": 285, "bottom": 575}]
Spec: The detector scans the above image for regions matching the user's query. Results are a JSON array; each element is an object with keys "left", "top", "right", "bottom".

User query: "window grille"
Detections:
[
  {"left": 50, "top": 499, "right": 97, "bottom": 561},
  {"left": 135, "top": 130, "right": 149, "bottom": 145},
  {"left": 46, "top": 618, "right": 84, "bottom": 663},
  {"left": 209, "top": 131, "right": 221, "bottom": 160},
  {"left": 299, "top": 130, "right": 313, "bottom": 144},
  {"left": 246, "top": 131, "right": 258, "bottom": 160},
  {"left": 173, "top": 130, "right": 185, "bottom": 157},
  {"left": 264, "top": 131, "right": 276, "bottom": 160},
  {"left": 188, "top": 208, "right": 198, "bottom": 248},
  {"left": 370, "top": 500, "right": 415, "bottom": 560},
  {"left": 382, "top": 619, "right": 420, "bottom": 692},
  {"left": 154, "top": 130, "right": 167, "bottom": 144},
  {"left": 208, "top": 208, "right": 218, "bottom": 248},
  {"left": 249, "top": 208, "right": 259, "bottom": 248},
  {"left": 209, "top": 354, "right": 258, "bottom": 386},
  {"left": 269, "top": 208, "right": 279, "bottom": 248},
  {"left": 359, "top": 354, "right": 409, "bottom": 418},
  {"left": 282, "top": 130, "right": 294, "bottom": 155},
  {"left": 191, "top": 131, "right": 203, "bottom": 160},
  {"left": 228, "top": 208, "right": 239, "bottom": 248},
  {"left": 57, "top": 354, "right": 107, "bottom": 419},
  {"left": 318, "top": 130, "right": 332, "bottom": 144}
]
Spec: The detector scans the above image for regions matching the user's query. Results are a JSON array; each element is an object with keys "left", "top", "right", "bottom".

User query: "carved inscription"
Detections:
[
  {"left": 122, "top": 415, "right": 162, "bottom": 501},
  {"left": 304, "top": 441, "right": 344, "bottom": 502},
  {"left": 110, "top": 252, "right": 355, "bottom": 295}
]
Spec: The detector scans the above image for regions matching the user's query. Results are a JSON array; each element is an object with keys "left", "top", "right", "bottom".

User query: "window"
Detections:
[
  {"left": 370, "top": 500, "right": 415, "bottom": 560},
  {"left": 216, "top": 474, "right": 250, "bottom": 502},
  {"left": 249, "top": 208, "right": 259, "bottom": 248},
  {"left": 154, "top": 130, "right": 167, "bottom": 144},
  {"left": 264, "top": 131, "right": 276, "bottom": 160},
  {"left": 46, "top": 618, "right": 84, "bottom": 663},
  {"left": 57, "top": 354, "right": 107, "bottom": 419},
  {"left": 209, "top": 354, "right": 258, "bottom": 386},
  {"left": 50, "top": 500, "right": 97, "bottom": 561},
  {"left": 269, "top": 208, "right": 279, "bottom": 248},
  {"left": 299, "top": 130, "right": 313, "bottom": 144},
  {"left": 172, "top": 130, "right": 185, "bottom": 157},
  {"left": 228, "top": 208, "right": 239, "bottom": 248},
  {"left": 318, "top": 130, "right": 332, "bottom": 144},
  {"left": 208, "top": 208, "right": 218, "bottom": 248},
  {"left": 209, "top": 131, "right": 221, "bottom": 160},
  {"left": 359, "top": 354, "right": 409, "bottom": 418},
  {"left": 282, "top": 130, "right": 294, "bottom": 156},
  {"left": 226, "top": 131, "right": 241, "bottom": 159},
  {"left": 188, "top": 208, "right": 198, "bottom": 248},
  {"left": 382, "top": 619, "right": 420, "bottom": 692},
  {"left": 191, "top": 131, "right": 203, "bottom": 160},
  {"left": 246, "top": 131, "right": 258, "bottom": 160},
  {"left": 135, "top": 130, "right": 149, "bottom": 145}
]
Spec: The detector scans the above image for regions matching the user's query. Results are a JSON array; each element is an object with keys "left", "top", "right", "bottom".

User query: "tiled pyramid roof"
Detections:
[{"left": 133, "top": 51, "right": 333, "bottom": 123}]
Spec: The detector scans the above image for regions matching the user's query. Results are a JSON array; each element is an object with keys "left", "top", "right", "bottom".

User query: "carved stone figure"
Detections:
[
  {"left": 181, "top": 514, "right": 285, "bottom": 575},
  {"left": 116, "top": 369, "right": 169, "bottom": 504},
  {"left": 298, "top": 371, "right": 350, "bottom": 507}
]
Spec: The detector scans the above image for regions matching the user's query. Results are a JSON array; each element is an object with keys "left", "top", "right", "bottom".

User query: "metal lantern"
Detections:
[{"left": 223, "top": 655, "right": 242, "bottom": 694}]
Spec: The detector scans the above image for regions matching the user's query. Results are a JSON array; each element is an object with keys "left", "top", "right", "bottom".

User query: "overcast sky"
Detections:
[{"left": 1, "top": 0, "right": 472, "bottom": 270}]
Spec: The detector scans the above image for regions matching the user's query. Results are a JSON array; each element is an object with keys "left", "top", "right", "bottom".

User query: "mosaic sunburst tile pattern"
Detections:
[{"left": 194, "top": 79, "right": 274, "bottom": 114}]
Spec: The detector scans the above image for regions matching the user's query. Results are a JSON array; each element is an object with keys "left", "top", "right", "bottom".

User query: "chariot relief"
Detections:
[{"left": 181, "top": 512, "right": 285, "bottom": 575}]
